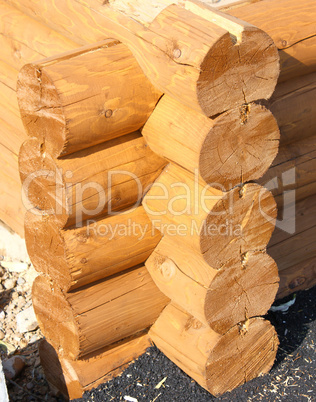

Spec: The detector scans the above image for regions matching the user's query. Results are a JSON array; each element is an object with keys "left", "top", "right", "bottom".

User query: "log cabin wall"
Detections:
[{"left": 0, "top": 0, "right": 315, "bottom": 399}]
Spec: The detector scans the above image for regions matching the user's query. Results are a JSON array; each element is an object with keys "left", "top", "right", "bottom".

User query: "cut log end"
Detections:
[
  {"left": 201, "top": 183, "right": 277, "bottom": 268},
  {"left": 199, "top": 103, "right": 280, "bottom": 185},
  {"left": 205, "top": 251, "right": 279, "bottom": 334},
  {"left": 206, "top": 317, "right": 279, "bottom": 395},
  {"left": 17, "top": 64, "right": 66, "bottom": 158},
  {"left": 198, "top": 28, "right": 279, "bottom": 116},
  {"left": 32, "top": 275, "right": 79, "bottom": 360}
]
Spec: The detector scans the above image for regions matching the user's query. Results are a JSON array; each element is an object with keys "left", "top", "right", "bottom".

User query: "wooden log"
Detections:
[
  {"left": 146, "top": 236, "right": 279, "bottom": 334},
  {"left": 268, "top": 72, "right": 316, "bottom": 146},
  {"left": 11, "top": 0, "right": 279, "bottom": 117},
  {"left": 149, "top": 303, "right": 279, "bottom": 396},
  {"left": 32, "top": 268, "right": 169, "bottom": 359},
  {"left": 277, "top": 257, "right": 316, "bottom": 299},
  {"left": 259, "top": 136, "right": 316, "bottom": 208},
  {"left": 25, "top": 206, "right": 162, "bottom": 291},
  {"left": 19, "top": 133, "right": 166, "bottom": 227},
  {"left": 39, "top": 335, "right": 151, "bottom": 400},
  {"left": 226, "top": 0, "right": 316, "bottom": 83},
  {"left": 8, "top": 0, "right": 314, "bottom": 85},
  {"left": 0, "top": 2, "right": 78, "bottom": 70},
  {"left": 269, "top": 225, "right": 316, "bottom": 273},
  {"left": 142, "top": 96, "right": 279, "bottom": 186},
  {"left": 17, "top": 40, "right": 162, "bottom": 158},
  {"left": 143, "top": 164, "right": 277, "bottom": 269}
]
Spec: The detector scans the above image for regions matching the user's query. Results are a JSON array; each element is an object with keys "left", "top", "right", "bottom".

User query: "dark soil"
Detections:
[{"left": 77, "top": 286, "right": 316, "bottom": 402}]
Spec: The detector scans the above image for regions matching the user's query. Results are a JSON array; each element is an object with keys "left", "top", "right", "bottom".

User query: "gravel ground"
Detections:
[
  {"left": 78, "top": 286, "right": 316, "bottom": 402},
  {"left": 1, "top": 260, "right": 315, "bottom": 401}
]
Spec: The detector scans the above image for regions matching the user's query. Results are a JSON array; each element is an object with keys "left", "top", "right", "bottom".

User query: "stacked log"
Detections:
[
  {"left": 4, "top": 0, "right": 315, "bottom": 399},
  {"left": 0, "top": 2, "right": 79, "bottom": 235},
  {"left": 17, "top": 39, "right": 170, "bottom": 398}
]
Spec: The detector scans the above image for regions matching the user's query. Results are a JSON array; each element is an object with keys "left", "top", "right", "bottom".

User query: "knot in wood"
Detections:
[
  {"left": 104, "top": 109, "right": 113, "bottom": 118},
  {"left": 173, "top": 48, "right": 182, "bottom": 59}
]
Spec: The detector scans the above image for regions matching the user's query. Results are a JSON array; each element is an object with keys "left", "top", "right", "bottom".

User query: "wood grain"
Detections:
[
  {"left": 32, "top": 268, "right": 169, "bottom": 359},
  {"left": 149, "top": 303, "right": 279, "bottom": 396},
  {"left": 25, "top": 206, "right": 162, "bottom": 291}
]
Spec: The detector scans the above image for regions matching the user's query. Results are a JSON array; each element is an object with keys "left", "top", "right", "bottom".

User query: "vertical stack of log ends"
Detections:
[{"left": 15, "top": 0, "right": 309, "bottom": 399}]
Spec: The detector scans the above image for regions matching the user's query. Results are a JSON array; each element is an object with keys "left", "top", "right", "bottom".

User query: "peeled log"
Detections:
[
  {"left": 268, "top": 72, "right": 316, "bottom": 146},
  {"left": 142, "top": 96, "right": 279, "bottom": 186},
  {"left": 146, "top": 236, "right": 279, "bottom": 334},
  {"left": 277, "top": 257, "right": 316, "bottom": 299},
  {"left": 39, "top": 335, "right": 151, "bottom": 400},
  {"left": 149, "top": 303, "right": 279, "bottom": 396},
  {"left": 17, "top": 40, "right": 162, "bottom": 158},
  {"left": 13, "top": 0, "right": 279, "bottom": 117},
  {"left": 19, "top": 133, "right": 166, "bottom": 227},
  {"left": 143, "top": 164, "right": 277, "bottom": 269},
  {"left": 32, "top": 268, "right": 169, "bottom": 359},
  {"left": 25, "top": 206, "right": 161, "bottom": 291}
]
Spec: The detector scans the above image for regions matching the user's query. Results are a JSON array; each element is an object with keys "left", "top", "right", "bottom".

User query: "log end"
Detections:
[
  {"left": 205, "top": 251, "right": 279, "bottom": 334},
  {"left": 19, "top": 137, "right": 68, "bottom": 219},
  {"left": 17, "top": 64, "right": 66, "bottom": 158},
  {"left": 200, "top": 103, "right": 280, "bottom": 186},
  {"left": 198, "top": 28, "right": 279, "bottom": 116},
  {"left": 206, "top": 317, "right": 279, "bottom": 396},
  {"left": 201, "top": 183, "right": 277, "bottom": 268},
  {"left": 32, "top": 275, "right": 80, "bottom": 359}
]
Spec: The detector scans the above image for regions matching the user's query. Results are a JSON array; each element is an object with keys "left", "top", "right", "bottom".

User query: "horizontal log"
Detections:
[
  {"left": 143, "top": 164, "right": 276, "bottom": 269},
  {"left": 142, "top": 96, "right": 279, "bottom": 186},
  {"left": 269, "top": 225, "right": 316, "bottom": 272},
  {"left": 10, "top": 0, "right": 279, "bottom": 117},
  {"left": 277, "top": 257, "right": 316, "bottom": 299},
  {"left": 268, "top": 72, "right": 316, "bottom": 146},
  {"left": 149, "top": 303, "right": 278, "bottom": 396},
  {"left": 0, "top": 142, "right": 25, "bottom": 237},
  {"left": 33, "top": 268, "right": 169, "bottom": 359},
  {"left": 19, "top": 133, "right": 166, "bottom": 227},
  {"left": 0, "top": 2, "right": 78, "bottom": 70},
  {"left": 259, "top": 136, "right": 316, "bottom": 209},
  {"left": 39, "top": 335, "right": 151, "bottom": 399},
  {"left": 227, "top": 0, "right": 316, "bottom": 82},
  {"left": 17, "top": 40, "right": 162, "bottom": 158},
  {"left": 146, "top": 236, "right": 279, "bottom": 334},
  {"left": 26, "top": 206, "right": 162, "bottom": 291},
  {"left": 8, "top": 0, "right": 313, "bottom": 84}
]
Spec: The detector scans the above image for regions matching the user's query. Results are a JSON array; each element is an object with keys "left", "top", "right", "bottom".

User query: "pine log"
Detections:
[
  {"left": 259, "top": 136, "right": 316, "bottom": 209},
  {"left": 7, "top": 0, "right": 313, "bottom": 84},
  {"left": 39, "top": 335, "right": 151, "bottom": 400},
  {"left": 277, "top": 257, "right": 316, "bottom": 299},
  {"left": 269, "top": 225, "right": 316, "bottom": 273},
  {"left": 0, "top": 2, "right": 78, "bottom": 70},
  {"left": 146, "top": 236, "right": 279, "bottom": 334},
  {"left": 17, "top": 41, "right": 162, "bottom": 158},
  {"left": 142, "top": 96, "right": 279, "bottom": 186},
  {"left": 11, "top": 0, "right": 279, "bottom": 117},
  {"left": 268, "top": 72, "right": 316, "bottom": 146},
  {"left": 32, "top": 268, "right": 169, "bottom": 359},
  {"left": 226, "top": 0, "right": 316, "bottom": 83},
  {"left": 25, "top": 206, "right": 161, "bottom": 291},
  {"left": 143, "top": 164, "right": 277, "bottom": 269},
  {"left": 19, "top": 133, "right": 166, "bottom": 227},
  {"left": 149, "top": 303, "right": 279, "bottom": 396}
]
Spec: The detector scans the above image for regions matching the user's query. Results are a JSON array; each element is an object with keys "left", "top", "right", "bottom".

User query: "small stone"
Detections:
[
  {"left": 0, "top": 311, "right": 5, "bottom": 320},
  {"left": 11, "top": 292, "right": 19, "bottom": 300},
  {"left": 16, "top": 277, "right": 25, "bottom": 286},
  {"left": 26, "top": 382, "right": 34, "bottom": 390},
  {"left": 3, "top": 279, "right": 16, "bottom": 290},
  {"left": 0, "top": 329, "right": 4, "bottom": 340},
  {"left": 3, "top": 356, "right": 25, "bottom": 380},
  {"left": 1, "top": 261, "right": 28, "bottom": 273},
  {"left": 16, "top": 306, "right": 38, "bottom": 333},
  {"left": 38, "top": 385, "right": 49, "bottom": 395}
]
